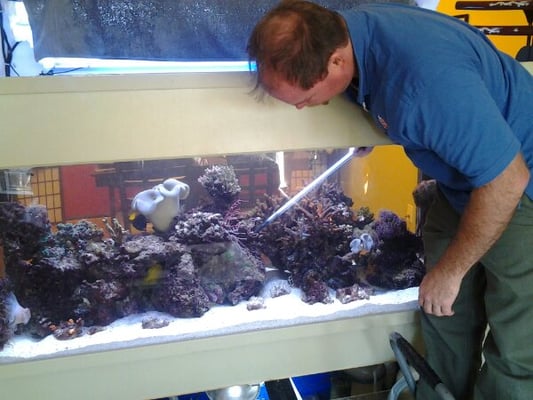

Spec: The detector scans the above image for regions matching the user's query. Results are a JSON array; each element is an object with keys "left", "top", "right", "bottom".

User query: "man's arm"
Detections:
[{"left": 418, "top": 152, "right": 530, "bottom": 316}]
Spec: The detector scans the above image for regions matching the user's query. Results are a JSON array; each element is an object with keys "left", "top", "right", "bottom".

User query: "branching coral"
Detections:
[
  {"left": 250, "top": 185, "right": 425, "bottom": 299},
  {"left": 249, "top": 183, "right": 359, "bottom": 303},
  {"left": 197, "top": 165, "right": 241, "bottom": 211}
]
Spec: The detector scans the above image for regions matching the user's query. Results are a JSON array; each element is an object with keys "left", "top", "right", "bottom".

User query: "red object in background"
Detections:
[{"left": 60, "top": 164, "right": 111, "bottom": 220}]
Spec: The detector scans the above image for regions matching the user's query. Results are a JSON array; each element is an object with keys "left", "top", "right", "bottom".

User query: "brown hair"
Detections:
[{"left": 247, "top": 0, "right": 348, "bottom": 90}]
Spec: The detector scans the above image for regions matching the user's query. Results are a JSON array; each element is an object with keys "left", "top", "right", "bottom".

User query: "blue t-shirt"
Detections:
[{"left": 340, "top": 4, "right": 533, "bottom": 212}]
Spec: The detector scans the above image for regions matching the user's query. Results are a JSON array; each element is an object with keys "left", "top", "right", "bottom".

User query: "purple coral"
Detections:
[
  {"left": 152, "top": 253, "right": 210, "bottom": 318},
  {"left": 360, "top": 210, "right": 425, "bottom": 289},
  {"left": 373, "top": 210, "right": 408, "bottom": 241}
]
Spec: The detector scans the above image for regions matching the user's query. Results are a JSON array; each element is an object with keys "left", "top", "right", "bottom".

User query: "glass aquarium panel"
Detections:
[{"left": 0, "top": 149, "right": 423, "bottom": 364}]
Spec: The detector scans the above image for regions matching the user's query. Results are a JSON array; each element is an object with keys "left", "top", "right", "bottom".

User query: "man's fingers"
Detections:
[
  {"left": 441, "top": 304, "right": 455, "bottom": 317},
  {"left": 420, "top": 300, "right": 455, "bottom": 317}
]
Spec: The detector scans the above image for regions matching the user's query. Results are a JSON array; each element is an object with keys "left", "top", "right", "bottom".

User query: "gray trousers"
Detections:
[{"left": 416, "top": 190, "right": 533, "bottom": 400}]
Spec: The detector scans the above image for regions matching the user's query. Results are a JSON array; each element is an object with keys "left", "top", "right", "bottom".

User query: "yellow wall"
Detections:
[{"left": 343, "top": 145, "right": 419, "bottom": 232}]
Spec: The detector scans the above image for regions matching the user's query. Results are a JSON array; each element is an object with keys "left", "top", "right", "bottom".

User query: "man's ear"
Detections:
[
  {"left": 329, "top": 49, "right": 345, "bottom": 67},
  {"left": 327, "top": 54, "right": 345, "bottom": 81}
]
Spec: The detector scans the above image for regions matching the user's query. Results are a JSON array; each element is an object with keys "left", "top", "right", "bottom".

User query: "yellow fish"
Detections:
[{"left": 143, "top": 263, "right": 163, "bottom": 285}]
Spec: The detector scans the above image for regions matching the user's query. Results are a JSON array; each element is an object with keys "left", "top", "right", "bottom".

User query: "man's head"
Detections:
[{"left": 247, "top": 0, "right": 355, "bottom": 108}]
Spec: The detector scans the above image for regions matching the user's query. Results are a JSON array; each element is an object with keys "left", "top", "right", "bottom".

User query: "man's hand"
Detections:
[
  {"left": 418, "top": 152, "right": 529, "bottom": 317},
  {"left": 418, "top": 266, "right": 462, "bottom": 316}
]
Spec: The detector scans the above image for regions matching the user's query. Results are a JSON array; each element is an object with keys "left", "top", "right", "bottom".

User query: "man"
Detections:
[{"left": 247, "top": 1, "right": 533, "bottom": 399}]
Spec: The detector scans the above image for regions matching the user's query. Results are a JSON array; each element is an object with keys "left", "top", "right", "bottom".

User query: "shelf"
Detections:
[
  {"left": 0, "top": 308, "right": 421, "bottom": 400},
  {"left": 0, "top": 71, "right": 390, "bottom": 169}
]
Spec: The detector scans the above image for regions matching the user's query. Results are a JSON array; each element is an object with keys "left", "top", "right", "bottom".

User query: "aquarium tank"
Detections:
[{"left": 0, "top": 148, "right": 425, "bottom": 362}]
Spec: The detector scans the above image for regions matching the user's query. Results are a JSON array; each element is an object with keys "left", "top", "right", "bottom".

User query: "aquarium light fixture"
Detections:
[
  {"left": 39, "top": 58, "right": 255, "bottom": 75},
  {"left": 3, "top": 2, "right": 258, "bottom": 77}
]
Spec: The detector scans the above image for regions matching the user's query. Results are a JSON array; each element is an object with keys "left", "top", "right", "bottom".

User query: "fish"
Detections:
[
  {"left": 129, "top": 211, "right": 147, "bottom": 231},
  {"left": 142, "top": 263, "right": 163, "bottom": 286}
]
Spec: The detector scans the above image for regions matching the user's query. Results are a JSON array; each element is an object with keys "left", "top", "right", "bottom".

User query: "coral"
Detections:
[
  {"left": 354, "top": 206, "right": 374, "bottom": 229},
  {"left": 3, "top": 220, "right": 112, "bottom": 335},
  {"left": 1, "top": 206, "right": 193, "bottom": 336},
  {"left": 412, "top": 179, "right": 437, "bottom": 210},
  {"left": 0, "top": 280, "right": 10, "bottom": 349},
  {"left": 373, "top": 210, "right": 408, "bottom": 241},
  {"left": 50, "top": 318, "right": 84, "bottom": 340},
  {"left": 323, "top": 255, "right": 359, "bottom": 290},
  {"left": 131, "top": 178, "right": 190, "bottom": 232},
  {"left": 300, "top": 270, "right": 333, "bottom": 305},
  {"left": 246, "top": 296, "right": 266, "bottom": 311},
  {"left": 173, "top": 212, "right": 230, "bottom": 244},
  {"left": 336, "top": 284, "right": 374, "bottom": 304},
  {"left": 0, "top": 192, "right": 267, "bottom": 339},
  {"left": 250, "top": 183, "right": 357, "bottom": 303},
  {"left": 0, "top": 166, "right": 425, "bottom": 348},
  {"left": 191, "top": 241, "right": 265, "bottom": 305},
  {"left": 151, "top": 253, "right": 210, "bottom": 318},
  {"left": 251, "top": 186, "right": 424, "bottom": 296},
  {"left": 54, "top": 220, "right": 105, "bottom": 248},
  {"left": 172, "top": 211, "right": 266, "bottom": 306},
  {"left": 270, "top": 281, "right": 291, "bottom": 298},
  {"left": 72, "top": 280, "right": 130, "bottom": 326},
  {"left": 197, "top": 165, "right": 241, "bottom": 211},
  {"left": 355, "top": 211, "right": 425, "bottom": 290},
  {"left": 0, "top": 202, "right": 51, "bottom": 261},
  {"left": 102, "top": 217, "right": 128, "bottom": 244},
  {"left": 141, "top": 317, "right": 170, "bottom": 329}
]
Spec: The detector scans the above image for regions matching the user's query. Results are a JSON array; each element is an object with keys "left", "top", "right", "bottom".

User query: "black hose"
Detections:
[{"left": 389, "top": 332, "right": 455, "bottom": 400}]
